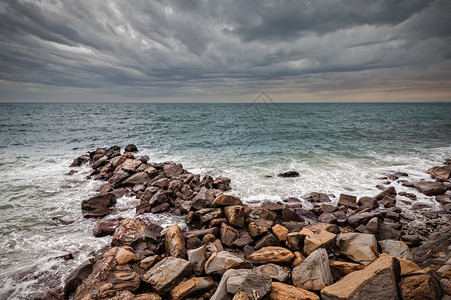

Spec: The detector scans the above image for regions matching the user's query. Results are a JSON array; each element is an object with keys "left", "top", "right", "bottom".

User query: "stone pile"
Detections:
[{"left": 41, "top": 147, "right": 450, "bottom": 299}]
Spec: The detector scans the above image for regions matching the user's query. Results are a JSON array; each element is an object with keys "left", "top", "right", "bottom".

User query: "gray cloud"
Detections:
[{"left": 0, "top": 0, "right": 450, "bottom": 102}]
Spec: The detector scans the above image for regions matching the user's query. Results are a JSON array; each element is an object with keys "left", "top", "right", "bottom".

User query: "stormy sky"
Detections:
[{"left": 0, "top": 0, "right": 450, "bottom": 102}]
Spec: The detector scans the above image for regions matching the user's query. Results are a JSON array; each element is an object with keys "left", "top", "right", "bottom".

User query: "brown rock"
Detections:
[
  {"left": 93, "top": 218, "right": 122, "bottom": 237},
  {"left": 233, "top": 291, "right": 250, "bottom": 300},
  {"left": 170, "top": 277, "right": 215, "bottom": 300},
  {"left": 254, "top": 263, "right": 290, "bottom": 282},
  {"left": 112, "top": 218, "right": 158, "bottom": 247},
  {"left": 291, "top": 252, "right": 304, "bottom": 268},
  {"left": 398, "top": 257, "right": 421, "bottom": 276},
  {"left": 338, "top": 194, "right": 358, "bottom": 209},
  {"left": 192, "top": 186, "right": 215, "bottom": 210},
  {"left": 81, "top": 193, "right": 116, "bottom": 211},
  {"left": 121, "top": 172, "right": 151, "bottom": 185},
  {"left": 357, "top": 196, "right": 379, "bottom": 209},
  {"left": 247, "top": 246, "right": 294, "bottom": 265},
  {"left": 204, "top": 251, "right": 247, "bottom": 275},
  {"left": 121, "top": 159, "right": 142, "bottom": 172},
  {"left": 221, "top": 223, "right": 240, "bottom": 248},
  {"left": 427, "top": 165, "right": 451, "bottom": 180},
  {"left": 211, "top": 194, "right": 242, "bottom": 207},
  {"left": 336, "top": 232, "right": 379, "bottom": 265},
  {"left": 329, "top": 260, "right": 365, "bottom": 280},
  {"left": 165, "top": 224, "right": 186, "bottom": 258},
  {"left": 271, "top": 224, "right": 289, "bottom": 242},
  {"left": 74, "top": 256, "right": 117, "bottom": 299},
  {"left": 399, "top": 268, "right": 442, "bottom": 300},
  {"left": 268, "top": 282, "right": 320, "bottom": 300},
  {"left": 254, "top": 233, "right": 280, "bottom": 250},
  {"left": 224, "top": 205, "right": 246, "bottom": 227},
  {"left": 248, "top": 220, "right": 273, "bottom": 237},
  {"left": 115, "top": 247, "right": 137, "bottom": 265},
  {"left": 414, "top": 181, "right": 446, "bottom": 196},
  {"left": 306, "top": 192, "right": 331, "bottom": 203},
  {"left": 142, "top": 257, "right": 192, "bottom": 294},
  {"left": 321, "top": 255, "right": 400, "bottom": 300},
  {"left": 303, "top": 230, "right": 336, "bottom": 256},
  {"left": 139, "top": 256, "right": 158, "bottom": 270},
  {"left": 106, "top": 270, "right": 140, "bottom": 292},
  {"left": 281, "top": 208, "right": 304, "bottom": 222}
]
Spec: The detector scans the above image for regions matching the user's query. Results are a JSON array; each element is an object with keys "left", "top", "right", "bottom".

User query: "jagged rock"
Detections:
[
  {"left": 204, "top": 251, "right": 246, "bottom": 275},
  {"left": 115, "top": 247, "right": 136, "bottom": 265},
  {"left": 281, "top": 208, "right": 304, "bottom": 222},
  {"left": 247, "top": 246, "right": 294, "bottom": 264},
  {"left": 254, "top": 233, "right": 279, "bottom": 250},
  {"left": 254, "top": 263, "right": 290, "bottom": 282},
  {"left": 211, "top": 194, "right": 242, "bottom": 207},
  {"left": 292, "top": 248, "right": 332, "bottom": 291},
  {"left": 336, "top": 232, "right": 379, "bottom": 265},
  {"left": 64, "top": 258, "right": 94, "bottom": 296},
  {"left": 139, "top": 256, "right": 158, "bottom": 270},
  {"left": 321, "top": 255, "right": 400, "bottom": 300},
  {"left": 261, "top": 201, "right": 284, "bottom": 213},
  {"left": 248, "top": 220, "right": 273, "bottom": 237},
  {"left": 108, "top": 170, "right": 131, "bottom": 186},
  {"left": 303, "top": 230, "right": 336, "bottom": 256},
  {"left": 357, "top": 196, "right": 379, "bottom": 209},
  {"left": 81, "top": 193, "right": 116, "bottom": 211},
  {"left": 111, "top": 218, "right": 159, "bottom": 246},
  {"left": 226, "top": 269, "right": 272, "bottom": 300},
  {"left": 210, "top": 269, "right": 239, "bottom": 300},
  {"left": 121, "top": 172, "right": 151, "bottom": 186},
  {"left": 224, "top": 205, "right": 246, "bottom": 227},
  {"left": 232, "top": 233, "right": 253, "bottom": 248},
  {"left": 306, "top": 192, "right": 331, "bottom": 203},
  {"left": 170, "top": 277, "right": 216, "bottom": 300},
  {"left": 151, "top": 202, "right": 170, "bottom": 213},
  {"left": 142, "top": 257, "right": 192, "bottom": 294},
  {"left": 286, "top": 232, "right": 303, "bottom": 251},
  {"left": 106, "top": 270, "right": 140, "bottom": 292},
  {"left": 124, "top": 144, "right": 138, "bottom": 152},
  {"left": 329, "top": 260, "right": 365, "bottom": 280},
  {"left": 427, "top": 165, "right": 451, "bottom": 180},
  {"left": 163, "top": 163, "right": 183, "bottom": 178},
  {"left": 268, "top": 282, "right": 320, "bottom": 300},
  {"left": 414, "top": 181, "right": 446, "bottom": 196},
  {"left": 74, "top": 256, "right": 117, "bottom": 299},
  {"left": 192, "top": 186, "right": 215, "bottom": 210},
  {"left": 379, "top": 240, "right": 413, "bottom": 260},
  {"left": 165, "top": 224, "right": 186, "bottom": 258},
  {"left": 375, "top": 186, "right": 397, "bottom": 200},
  {"left": 338, "top": 194, "right": 358, "bottom": 209},
  {"left": 291, "top": 251, "right": 304, "bottom": 268},
  {"left": 347, "top": 211, "right": 380, "bottom": 228},
  {"left": 70, "top": 154, "right": 90, "bottom": 167},
  {"left": 221, "top": 223, "right": 240, "bottom": 248},
  {"left": 318, "top": 213, "right": 337, "bottom": 224},
  {"left": 187, "top": 245, "right": 207, "bottom": 276},
  {"left": 110, "top": 155, "right": 126, "bottom": 168},
  {"left": 271, "top": 224, "right": 288, "bottom": 242},
  {"left": 120, "top": 159, "right": 142, "bottom": 172},
  {"left": 380, "top": 195, "right": 396, "bottom": 208},
  {"left": 399, "top": 268, "right": 442, "bottom": 300},
  {"left": 233, "top": 291, "right": 250, "bottom": 300},
  {"left": 398, "top": 258, "right": 421, "bottom": 275},
  {"left": 213, "top": 176, "right": 232, "bottom": 191},
  {"left": 83, "top": 208, "right": 114, "bottom": 218},
  {"left": 379, "top": 222, "right": 401, "bottom": 240}
]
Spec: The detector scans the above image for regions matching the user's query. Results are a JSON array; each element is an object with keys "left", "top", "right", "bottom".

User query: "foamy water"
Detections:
[{"left": 0, "top": 102, "right": 450, "bottom": 298}]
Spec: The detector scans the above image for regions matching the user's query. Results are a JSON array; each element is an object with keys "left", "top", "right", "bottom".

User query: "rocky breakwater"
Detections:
[{"left": 42, "top": 146, "right": 450, "bottom": 300}]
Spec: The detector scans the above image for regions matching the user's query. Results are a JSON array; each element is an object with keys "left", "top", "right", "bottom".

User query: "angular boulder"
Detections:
[
  {"left": 268, "top": 282, "right": 320, "bottom": 300},
  {"left": 247, "top": 246, "right": 294, "bottom": 265},
  {"left": 338, "top": 194, "right": 358, "bottom": 209},
  {"left": 224, "top": 205, "right": 246, "bottom": 227},
  {"left": 414, "top": 181, "right": 446, "bottom": 196},
  {"left": 204, "top": 251, "right": 246, "bottom": 275},
  {"left": 211, "top": 194, "right": 242, "bottom": 207},
  {"left": 81, "top": 193, "right": 116, "bottom": 211},
  {"left": 321, "top": 255, "right": 400, "bottom": 300},
  {"left": 254, "top": 263, "right": 290, "bottom": 283},
  {"left": 303, "top": 230, "right": 336, "bottom": 256},
  {"left": 187, "top": 245, "right": 207, "bottom": 276},
  {"left": 292, "top": 248, "right": 332, "bottom": 291},
  {"left": 142, "top": 257, "right": 192, "bottom": 294},
  {"left": 336, "top": 233, "right": 379, "bottom": 265},
  {"left": 111, "top": 218, "right": 158, "bottom": 246},
  {"left": 221, "top": 223, "right": 239, "bottom": 248},
  {"left": 379, "top": 239, "right": 413, "bottom": 260},
  {"left": 170, "top": 277, "right": 216, "bottom": 300},
  {"left": 226, "top": 269, "right": 272, "bottom": 300}
]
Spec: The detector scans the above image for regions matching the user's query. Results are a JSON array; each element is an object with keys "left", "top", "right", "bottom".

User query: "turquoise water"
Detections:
[{"left": 0, "top": 102, "right": 450, "bottom": 298}]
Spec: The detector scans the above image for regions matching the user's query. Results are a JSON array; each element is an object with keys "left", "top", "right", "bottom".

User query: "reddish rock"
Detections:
[
  {"left": 338, "top": 194, "right": 358, "bottom": 209},
  {"left": 93, "top": 218, "right": 122, "bottom": 237}
]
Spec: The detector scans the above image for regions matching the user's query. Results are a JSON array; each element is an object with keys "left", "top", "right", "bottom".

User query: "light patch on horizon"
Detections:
[{"left": 0, "top": 0, "right": 450, "bottom": 102}]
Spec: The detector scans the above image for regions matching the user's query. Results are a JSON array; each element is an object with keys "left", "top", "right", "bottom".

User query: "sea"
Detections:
[{"left": 0, "top": 102, "right": 450, "bottom": 299}]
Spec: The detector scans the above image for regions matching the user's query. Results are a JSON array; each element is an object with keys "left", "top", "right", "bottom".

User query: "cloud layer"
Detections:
[{"left": 1, "top": 0, "right": 450, "bottom": 102}]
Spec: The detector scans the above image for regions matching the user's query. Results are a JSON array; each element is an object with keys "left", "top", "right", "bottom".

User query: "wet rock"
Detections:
[
  {"left": 221, "top": 223, "right": 240, "bottom": 248},
  {"left": 427, "top": 165, "right": 451, "bottom": 180},
  {"left": 224, "top": 205, "right": 246, "bottom": 227},
  {"left": 292, "top": 248, "right": 332, "bottom": 291},
  {"left": 336, "top": 232, "right": 379, "bottom": 265},
  {"left": 277, "top": 171, "right": 300, "bottom": 178},
  {"left": 399, "top": 191, "right": 417, "bottom": 200},
  {"left": 268, "top": 282, "right": 320, "bottom": 300},
  {"left": 374, "top": 186, "right": 397, "bottom": 201},
  {"left": 112, "top": 218, "right": 158, "bottom": 247},
  {"left": 204, "top": 251, "right": 246, "bottom": 275},
  {"left": 165, "top": 224, "right": 186, "bottom": 258},
  {"left": 64, "top": 258, "right": 94, "bottom": 296},
  {"left": 74, "top": 256, "right": 117, "bottom": 299},
  {"left": 254, "top": 263, "right": 290, "bottom": 282},
  {"left": 306, "top": 192, "right": 331, "bottom": 203},
  {"left": 83, "top": 208, "right": 113, "bottom": 218},
  {"left": 52, "top": 215, "right": 76, "bottom": 225},
  {"left": 411, "top": 224, "right": 451, "bottom": 268},
  {"left": 338, "top": 194, "right": 358, "bottom": 209},
  {"left": 254, "top": 233, "right": 280, "bottom": 250},
  {"left": 170, "top": 277, "right": 216, "bottom": 300},
  {"left": 124, "top": 144, "right": 138, "bottom": 152},
  {"left": 347, "top": 211, "right": 380, "bottom": 228},
  {"left": 357, "top": 196, "right": 379, "bottom": 209},
  {"left": 81, "top": 193, "right": 116, "bottom": 211},
  {"left": 380, "top": 195, "right": 396, "bottom": 208},
  {"left": 151, "top": 202, "right": 170, "bottom": 214},
  {"left": 261, "top": 201, "right": 284, "bottom": 213},
  {"left": 399, "top": 268, "right": 442, "bottom": 300},
  {"left": 192, "top": 186, "right": 215, "bottom": 210},
  {"left": 163, "top": 163, "right": 183, "bottom": 178},
  {"left": 142, "top": 257, "right": 192, "bottom": 294},
  {"left": 379, "top": 239, "right": 413, "bottom": 260},
  {"left": 213, "top": 176, "right": 232, "bottom": 191},
  {"left": 187, "top": 245, "right": 207, "bottom": 276},
  {"left": 108, "top": 170, "right": 131, "bottom": 186},
  {"left": 247, "top": 246, "right": 294, "bottom": 265},
  {"left": 379, "top": 221, "right": 401, "bottom": 240},
  {"left": 321, "top": 255, "right": 400, "bottom": 300},
  {"left": 120, "top": 159, "right": 142, "bottom": 172},
  {"left": 194, "top": 208, "right": 223, "bottom": 224},
  {"left": 70, "top": 154, "right": 90, "bottom": 167},
  {"left": 401, "top": 234, "right": 420, "bottom": 247},
  {"left": 226, "top": 269, "right": 272, "bottom": 300},
  {"left": 414, "top": 181, "right": 446, "bottom": 196},
  {"left": 211, "top": 194, "right": 242, "bottom": 207},
  {"left": 281, "top": 208, "right": 304, "bottom": 222}
]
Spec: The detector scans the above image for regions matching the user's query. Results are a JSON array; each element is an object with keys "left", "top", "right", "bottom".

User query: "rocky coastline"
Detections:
[{"left": 40, "top": 144, "right": 450, "bottom": 300}]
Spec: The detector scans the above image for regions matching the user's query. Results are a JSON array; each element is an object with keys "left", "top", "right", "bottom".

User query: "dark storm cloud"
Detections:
[{"left": 0, "top": 0, "right": 450, "bottom": 101}]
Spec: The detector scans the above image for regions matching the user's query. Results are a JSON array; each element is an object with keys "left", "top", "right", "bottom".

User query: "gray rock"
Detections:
[
  {"left": 121, "top": 172, "right": 151, "bottom": 186},
  {"left": 226, "top": 269, "right": 272, "bottom": 300},
  {"left": 142, "top": 257, "right": 192, "bottom": 294},
  {"left": 336, "top": 232, "right": 379, "bottom": 265},
  {"left": 254, "top": 263, "right": 290, "bottom": 282},
  {"left": 292, "top": 248, "right": 332, "bottom": 291},
  {"left": 204, "top": 251, "right": 246, "bottom": 275},
  {"left": 187, "top": 245, "right": 207, "bottom": 276},
  {"left": 379, "top": 240, "right": 414, "bottom": 260},
  {"left": 209, "top": 269, "right": 238, "bottom": 300}
]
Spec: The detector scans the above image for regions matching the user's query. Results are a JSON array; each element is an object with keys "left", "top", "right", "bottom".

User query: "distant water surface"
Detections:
[{"left": 0, "top": 102, "right": 450, "bottom": 298}]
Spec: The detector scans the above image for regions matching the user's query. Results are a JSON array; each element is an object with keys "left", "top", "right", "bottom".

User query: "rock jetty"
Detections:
[{"left": 40, "top": 145, "right": 450, "bottom": 299}]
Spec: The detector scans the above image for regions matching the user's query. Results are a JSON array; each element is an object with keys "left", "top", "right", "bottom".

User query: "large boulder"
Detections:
[
  {"left": 111, "top": 218, "right": 158, "bottom": 247},
  {"left": 64, "top": 258, "right": 94, "bottom": 296},
  {"left": 374, "top": 186, "right": 397, "bottom": 201},
  {"left": 192, "top": 186, "right": 215, "bottom": 210},
  {"left": 247, "top": 246, "right": 294, "bottom": 265},
  {"left": 224, "top": 205, "right": 246, "bottom": 227},
  {"left": 211, "top": 194, "right": 242, "bottom": 207},
  {"left": 142, "top": 257, "right": 192, "bottom": 294},
  {"left": 292, "top": 248, "right": 332, "bottom": 291},
  {"left": 81, "top": 193, "right": 116, "bottom": 211},
  {"left": 121, "top": 172, "right": 151, "bottom": 186},
  {"left": 379, "top": 240, "right": 413, "bottom": 260},
  {"left": 336, "top": 233, "right": 379, "bottom": 265},
  {"left": 220, "top": 223, "right": 240, "bottom": 248},
  {"left": 321, "top": 255, "right": 401, "bottom": 300},
  {"left": 187, "top": 245, "right": 207, "bottom": 276},
  {"left": 124, "top": 144, "right": 138, "bottom": 152},
  {"left": 165, "top": 224, "right": 186, "bottom": 258},
  {"left": 226, "top": 269, "right": 272, "bottom": 300},
  {"left": 204, "top": 251, "right": 247, "bottom": 275},
  {"left": 338, "top": 194, "right": 358, "bottom": 209},
  {"left": 210, "top": 269, "right": 238, "bottom": 300},
  {"left": 399, "top": 268, "right": 442, "bottom": 299},
  {"left": 414, "top": 181, "right": 446, "bottom": 196},
  {"left": 303, "top": 230, "right": 336, "bottom": 256},
  {"left": 268, "top": 282, "right": 320, "bottom": 300},
  {"left": 427, "top": 165, "right": 451, "bottom": 180},
  {"left": 170, "top": 277, "right": 216, "bottom": 300},
  {"left": 74, "top": 256, "right": 117, "bottom": 299}
]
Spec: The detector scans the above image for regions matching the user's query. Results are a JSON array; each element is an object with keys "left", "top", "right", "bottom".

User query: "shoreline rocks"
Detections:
[{"left": 54, "top": 147, "right": 450, "bottom": 299}]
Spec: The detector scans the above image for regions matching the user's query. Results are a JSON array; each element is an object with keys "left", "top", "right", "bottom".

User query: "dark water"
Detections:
[{"left": 0, "top": 102, "right": 450, "bottom": 298}]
